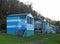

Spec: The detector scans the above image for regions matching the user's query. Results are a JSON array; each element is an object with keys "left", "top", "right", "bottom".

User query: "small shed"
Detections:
[
  {"left": 7, "top": 13, "right": 34, "bottom": 37},
  {"left": 42, "top": 19, "right": 51, "bottom": 33},
  {"left": 42, "top": 19, "right": 46, "bottom": 33},
  {"left": 56, "top": 25, "right": 59, "bottom": 33},
  {"left": 45, "top": 22, "right": 51, "bottom": 33},
  {"left": 34, "top": 16, "right": 42, "bottom": 33},
  {"left": 50, "top": 24, "right": 56, "bottom": 34},
  {"left": 34, "top": 20, "right": 42, "bottom": 33}
]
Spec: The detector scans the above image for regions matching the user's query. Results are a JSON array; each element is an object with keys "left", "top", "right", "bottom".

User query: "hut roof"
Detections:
[{"left": 7, "top": 13, "right": 33, "bottom": 18}]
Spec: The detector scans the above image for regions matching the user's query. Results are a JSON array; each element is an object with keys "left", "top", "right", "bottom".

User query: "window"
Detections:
[
  {"left": 30, "top": 17, "right": 32, "bottom": 24},
  {"left": 27, "top": 16, "right": 33, "bottom": 24},
  {"left": 27, "top": 16, "right": 30, "bottom": 24},
  {"left": 30, "top": 17, "right": 33, "bottom": 24}
]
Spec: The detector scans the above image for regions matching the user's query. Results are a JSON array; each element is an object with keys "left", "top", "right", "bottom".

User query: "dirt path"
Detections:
[{"left": 21, "top": 38, "right": 48, "bottom": 44}]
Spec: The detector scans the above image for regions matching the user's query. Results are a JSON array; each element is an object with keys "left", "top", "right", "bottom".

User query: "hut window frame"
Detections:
[
  {"left": 27, "top": 16, "right": 33, "bottom": 24},
  {"left": 27, "top": 16, "right": 30, "bottom": 24}
]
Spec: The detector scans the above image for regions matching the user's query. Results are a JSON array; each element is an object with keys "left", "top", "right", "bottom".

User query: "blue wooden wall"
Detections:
[{"left": 7, "top": 14, "right": 34, "bottom": 37}]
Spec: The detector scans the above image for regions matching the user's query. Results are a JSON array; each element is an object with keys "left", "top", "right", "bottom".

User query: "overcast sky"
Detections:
[{"left": 19, "top": 0, "right": 60, "bottom": 21}]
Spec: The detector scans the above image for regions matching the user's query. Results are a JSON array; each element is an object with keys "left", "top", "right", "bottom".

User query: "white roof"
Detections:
[{"left": 27, "top": 13, "right": 34, "bottom": 18}]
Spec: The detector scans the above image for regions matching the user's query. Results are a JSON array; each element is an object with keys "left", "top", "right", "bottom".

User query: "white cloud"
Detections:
[{"left": 19, "top": 0, "right": 60, "bottom": 21}]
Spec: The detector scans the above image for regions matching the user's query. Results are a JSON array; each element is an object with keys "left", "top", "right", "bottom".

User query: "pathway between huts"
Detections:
[{"left": 21, "top": 38, "right": 48, "bottom": 44}]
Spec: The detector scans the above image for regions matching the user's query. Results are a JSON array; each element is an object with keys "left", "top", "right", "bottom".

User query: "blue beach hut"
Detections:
[
  {"left": 42, "top": 19, "right": 51, "bottom": 33},
  {"left": 45, "top": 22, "right": 51, "bottom": 33},
  {"left": 50, "top": 24, "right": 56, "bottom": 34},
  {"left": 7, "top": 13, "right": 34, "bottom": 37},
  {"left": 34, "top": 16, "right": 42, "bottom": 33},
  {"left": 34, "top": 20, "right": 42, "bottom": 33},
  {"left": 56, "top": 25, "right": 59, "bottom": 33},
  {"left": 42, "top": 19, "right": 47, "bottom": 33}
]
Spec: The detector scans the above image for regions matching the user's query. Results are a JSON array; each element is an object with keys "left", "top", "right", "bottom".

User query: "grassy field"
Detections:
[
  {"left": 0, "top": 33, "right": 60, "bottom": 44},
  {"left": 39, "top": 34, "right": 60, "bottom": 44}
]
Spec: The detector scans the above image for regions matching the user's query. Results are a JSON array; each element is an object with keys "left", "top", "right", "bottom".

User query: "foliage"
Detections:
[{"left": 0, "top": 0, "right": 37, "bottom": 24}]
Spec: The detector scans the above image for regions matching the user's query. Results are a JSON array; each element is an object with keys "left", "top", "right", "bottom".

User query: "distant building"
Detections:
[{"left": 34, "top": 16, "right": 51, "bottom": 33}]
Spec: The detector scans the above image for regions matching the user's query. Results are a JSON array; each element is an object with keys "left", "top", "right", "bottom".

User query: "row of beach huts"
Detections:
[{"left": 7, "top": 13, "right": 59, "bottom": 37}]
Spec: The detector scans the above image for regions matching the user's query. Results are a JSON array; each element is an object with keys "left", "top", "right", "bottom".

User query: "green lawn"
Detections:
[
  {"left": 0, "top": 33, "right": 60, "bottom": 44},
  {"left": 39, "top": 34, "right": 60, "bottom": 44},
  {"left": 0, "top": 33, "right": 42, "bottom": 44}
]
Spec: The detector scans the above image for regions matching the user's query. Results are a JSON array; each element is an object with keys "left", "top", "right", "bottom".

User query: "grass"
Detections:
[
  {"left": 0, "top": 33, "right": 43, "bottom": 44},
  {"left": 0, "top": 33, "right": 60, "bottom": 44},
  {"left": 39, "top": 34, "right": 60, "bottom": 44}
]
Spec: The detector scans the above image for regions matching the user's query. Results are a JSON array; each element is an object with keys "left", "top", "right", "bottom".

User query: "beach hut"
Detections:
[
  {"left": 56, "top": 25, "right": 59, "bottom": 33},
  {"left": 34, "top": 16, "right": 42, "bottom": 33},
  {"left": 45, "top": 22, "right": 51, "bottom": 33},
  {"left": 34, "top": 20, "right": 42, "bottom": 33},
  {"left": 7, "top": 13, "right": 34, "bottom": 37},
  {"left": 50, "top": 24, "right": 56, "bottom": 34},
  {"left": 42, "top": 19, "right": 51, "bottom": 33},
  {"left": 42, "top": 19, "right": 47, "bottom": 33}
]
